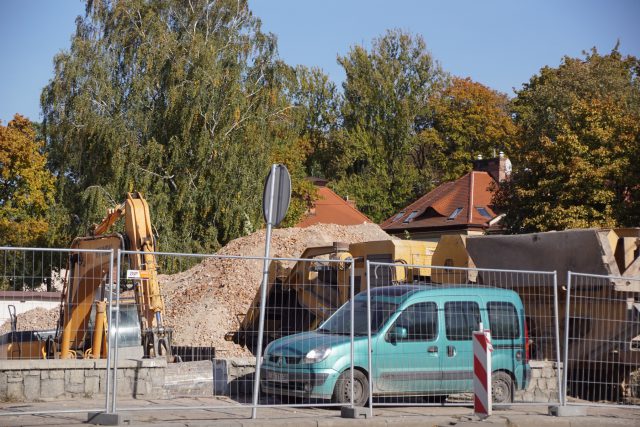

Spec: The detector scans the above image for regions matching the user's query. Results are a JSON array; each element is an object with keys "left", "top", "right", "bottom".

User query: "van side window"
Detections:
[
  {"left": 487, "top": 301, "right": 519, "bottom": 339},
  {"left": 444, "top": 301, "right": 480, "bottom": 340},
  {"left": 393, "top": 302, "right": 438, "bottom": 341}
]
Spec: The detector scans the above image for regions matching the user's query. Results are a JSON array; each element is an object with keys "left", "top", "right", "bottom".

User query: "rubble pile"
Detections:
[
  {"left": 0, "top": 307, "right": 59, "bottom": 335},
  {"left": 1, "top": 223, "right": 394, "bottom": 358},
  {"left": 160, "top": 223, "right": 394, "bottom": 357}
]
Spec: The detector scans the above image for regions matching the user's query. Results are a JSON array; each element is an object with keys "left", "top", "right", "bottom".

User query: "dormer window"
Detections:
[
  {"left": 403, "top": 210, "right": 419, "bottom": 223},
  {"left": 476, "top": 207, "right": 492, "bottom": 219},
  {"left": 448, "top": 207, "right": 463, "bottom": 220},
  {"left": 392, "top": 211, "right": 406, "bottom": 222}
]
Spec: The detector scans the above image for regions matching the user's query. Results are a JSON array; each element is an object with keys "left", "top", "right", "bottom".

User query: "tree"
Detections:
[
  {"left": 494, "top": 48, "right": 640, "bottom": 233},
  {"left": 332, "top": 29, "right": 448, "bottom": 222},
  {"left": 431, "top": 77, "right": 517, "bottom": 181},
  {"left": 41, "top": 0, "right": 308, "bottom": 251},
  {"left": 0, "top": 114, "right": 55, "bottom": 246},
  {"left": 286, "top": 65, "right": 341, "bottom": 179}
]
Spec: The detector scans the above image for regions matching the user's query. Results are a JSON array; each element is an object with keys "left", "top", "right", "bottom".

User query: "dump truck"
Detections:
[
  {"left": 431, "top": 228, "right": 640, "bottom": 400},
  {"left": 225, "top": 239, "right": 437, "bottom": 354},
  {"left": 0, "top": 192, "right": 173, "bottom": 360}
]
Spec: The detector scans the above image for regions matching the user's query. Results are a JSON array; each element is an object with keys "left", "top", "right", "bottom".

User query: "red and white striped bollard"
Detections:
[{"left": 473, "top": 323, "right": 493, "bottom": 419}]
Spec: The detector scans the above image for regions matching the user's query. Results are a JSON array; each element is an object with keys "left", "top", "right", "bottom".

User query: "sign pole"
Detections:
[{"left": 252, "top": 164, "right": 279, "bottom": 419}]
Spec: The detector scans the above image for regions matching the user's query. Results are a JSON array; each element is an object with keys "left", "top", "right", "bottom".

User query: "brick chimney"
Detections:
[{"left": 472, "top": 152, "right": 511, "bottom": 183}]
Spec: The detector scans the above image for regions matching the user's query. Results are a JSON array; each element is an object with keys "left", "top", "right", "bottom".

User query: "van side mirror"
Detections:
[{"left": 389, "top": 326, "right": 408, "bottom": 343}]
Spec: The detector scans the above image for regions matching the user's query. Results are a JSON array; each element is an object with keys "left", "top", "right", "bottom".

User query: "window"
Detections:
[
  {"left": 447, "top": 207, "right": 463, "bottom": 220},
  {"left": 392, "top": 302, "right": 438, "bottom": 341},
  {"left": 476, "top": 207, "right": 493, "bottom": 219},
  {"left": 391, "top": 211, "right": 405, "bottom": 222},
  {"left": 403, "top": 210, "right": 419, "bottom": 223},
  {"left": 445, "top": 301, "right": 480, "bottom": 340},
  {"left": 488, "top": 301, "right": 519, "bottom": 339},
  {"left": 318, "top": 298, "right": 398, "bottom": 335}
]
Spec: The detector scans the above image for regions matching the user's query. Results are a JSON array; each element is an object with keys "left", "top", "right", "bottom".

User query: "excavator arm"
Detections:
[{"left": 58, "top": 192, "right": 171, "bottom": 360}]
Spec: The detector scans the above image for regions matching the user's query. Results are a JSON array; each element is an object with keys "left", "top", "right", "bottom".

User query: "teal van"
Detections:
[{"left": 260, "top": 285, "right": 531, "bottom": 405}]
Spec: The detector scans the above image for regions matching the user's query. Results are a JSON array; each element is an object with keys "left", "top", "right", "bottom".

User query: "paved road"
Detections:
[{"left": 1, "top": 397, "right": 638, "bottom": 427}]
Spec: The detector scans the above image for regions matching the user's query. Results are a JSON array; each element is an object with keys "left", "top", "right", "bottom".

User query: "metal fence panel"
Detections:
[
  {"left": 364, "top": 261, "right": 561, "bottom": 411},
  {"left": 0, "top": 246, "right": 114, "bottom": 416},
  {"left": 108, "top": 250, "right": 356, "bottom": 419},
  {"left": 564, "top": 272, "right": 640, "bottom": 407}
]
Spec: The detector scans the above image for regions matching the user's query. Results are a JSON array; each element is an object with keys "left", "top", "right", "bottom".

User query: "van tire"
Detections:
[
  {"left": 332, "top": 370, "right": 369, "bottom": 406},
  {"left": 492, "top": 371, "right": 513, "bottom": 404}
]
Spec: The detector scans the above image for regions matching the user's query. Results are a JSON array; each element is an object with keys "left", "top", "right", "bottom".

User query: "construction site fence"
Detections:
[
  {"left": 564, "top": 272, "right": 640, "bottom": 409},
  {"left": 0, "top": 246, "right": 116, "bottom": 417},
  {"left": 111, "top": 249, "right": 358, "bottom": 419},
  {"left": 363, "top": 261, "right": 562, "bottom": 413},
  {"left": 1, "top": 246, "right": 639, "bottom": 420}
]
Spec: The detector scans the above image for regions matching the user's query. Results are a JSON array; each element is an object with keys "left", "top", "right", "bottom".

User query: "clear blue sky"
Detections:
[{"left": 1, "top": 0, "right": 639, "bottom": 124}]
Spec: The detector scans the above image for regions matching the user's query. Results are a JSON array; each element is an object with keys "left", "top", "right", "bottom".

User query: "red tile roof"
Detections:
[
  {"left": 297, "top": 186, "right": 371, "bottom": 228},
  {"left": 381, "top": 171, "right": 498, "bottom": 232}
]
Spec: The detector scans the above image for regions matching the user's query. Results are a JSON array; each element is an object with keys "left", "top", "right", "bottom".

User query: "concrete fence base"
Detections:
[
  {"left": 517, "top": 360, "right": 560, "bottom": 402},
  {"left": 1, "top": 358, "right": 559, "bottom": 403},
  {"left": 0, "top": 358, "right": 167, "bottom": 402}
]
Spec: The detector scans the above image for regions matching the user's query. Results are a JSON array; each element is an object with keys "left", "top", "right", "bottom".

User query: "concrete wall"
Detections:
[
  {"left": 0, "top": 358, "right": 559, "bottom": 403},
  {"left": 0, "top": 358, "right": 166, "bottom": 402},
  {"left": 516, "top": 360, "right": 560, "bottom": 402}
]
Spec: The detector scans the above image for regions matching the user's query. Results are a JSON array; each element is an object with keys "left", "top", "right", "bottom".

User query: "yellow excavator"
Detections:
[
  {"left": 225, "top": 239, "right": 437, "bottom": 354},
  {"left": 1, "top": 192, "right": 172, "bottom": 360}
]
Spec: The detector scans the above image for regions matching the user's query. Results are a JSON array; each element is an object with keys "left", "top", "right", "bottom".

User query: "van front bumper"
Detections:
[{"left": 260, "top": 367, "right": 337, "bottom": 400}]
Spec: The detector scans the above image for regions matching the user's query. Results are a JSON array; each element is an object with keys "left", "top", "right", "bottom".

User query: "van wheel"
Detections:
[
  {"left": 492, "top": 372, "right": 513, "bottom": 404},
  {"left": 332, "top": 370, "right": 369, "bottom": 406}
]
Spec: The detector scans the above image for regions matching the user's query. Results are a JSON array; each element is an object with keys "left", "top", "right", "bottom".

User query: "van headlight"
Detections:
[{"left": 303, "top": 346, "right": 332, "bottom": 363}]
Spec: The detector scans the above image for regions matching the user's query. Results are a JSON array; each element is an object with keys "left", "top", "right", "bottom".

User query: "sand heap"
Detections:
[
  {"left": 160, "top": 223, "right": 394, "bottom": 357},
  {"left": 1, "top": 223, "right": 394, "bottom": 358}
]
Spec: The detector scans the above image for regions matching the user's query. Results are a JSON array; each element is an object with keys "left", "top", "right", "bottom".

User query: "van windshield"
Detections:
[{"left": 317, "top": 298, "right": 398, "bottom": 336}]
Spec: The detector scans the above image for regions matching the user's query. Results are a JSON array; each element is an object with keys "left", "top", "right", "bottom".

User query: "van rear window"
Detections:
[
  {"left": 487, "top": 301, "right": 519, "bottom": 339},
  {"left": 444, "top": 301, "right": 480, "bottom": 340}
]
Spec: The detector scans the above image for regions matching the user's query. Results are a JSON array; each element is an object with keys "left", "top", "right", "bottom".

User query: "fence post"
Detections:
[
  {"left": 562, "top": 271, "right": 572, "bottom": 407},
  {"left": 366, "top": 260, "right": 374, "bottom": 419},
  {"left": 551, "top": 271, "right": 563, "bottom": 403},
  {"left": 104, "top": 249, "right": 114, "bottom": 413},
  {"left": 111, "top": 249, "right": 122, "bottom": 414},
  {"left": 88, "top": 249, "right": 123, "bottom": 426},
  {"left": 350, "top": 259, "right": 355, "bottom": 407},
  {"left": 549, "top": 271, "right": 586, "bottom": 417}
]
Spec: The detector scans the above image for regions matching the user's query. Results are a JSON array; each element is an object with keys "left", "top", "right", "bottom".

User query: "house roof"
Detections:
[
  {"left": 297, "top": 186, "right": 371, "bottom": 228},
  {"left": 380, "top": 171, "right": 498, "bottom": 232}
]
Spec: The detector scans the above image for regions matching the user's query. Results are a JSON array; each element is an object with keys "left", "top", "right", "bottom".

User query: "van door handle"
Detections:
[
  {"left": 447, "top": 345, "right": 456, "bottom": 357},
  {"left": 427, "top": 346, "right": 438, "bottom": 353}
]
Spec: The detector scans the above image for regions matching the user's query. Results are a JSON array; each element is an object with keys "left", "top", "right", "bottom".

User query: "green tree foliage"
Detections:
[
  {"left": 431, "top": 77, "right": 517, "bottom": 181},
  {"left": 0, "top": 115, "right": 55, "bottom": 246},
  {"left": 286, "top": 65, "right": 341, "bottom": 179},
  {"left": 331, "top": 29, "right": 447, "bottom": 222},
  {"left": 494, "top": 48, "right": 640, "bottom": 232},
  {"left": 41, "top": 0, "right": 309, "bottom": 251}
]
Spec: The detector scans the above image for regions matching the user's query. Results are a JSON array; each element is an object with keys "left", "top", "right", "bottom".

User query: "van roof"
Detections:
[{"left": 362, "top": 284, "right": 520, "bottom": 304}]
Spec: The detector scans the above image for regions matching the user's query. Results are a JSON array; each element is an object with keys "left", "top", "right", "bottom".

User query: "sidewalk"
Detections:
[{"left": 1, "top": 397, "right": 639, "bottom": 427}]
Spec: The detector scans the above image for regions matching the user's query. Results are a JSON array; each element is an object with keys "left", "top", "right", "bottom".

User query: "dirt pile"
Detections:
[
  {"left": 0, "top": 306, "right": 59, "bottom": 335},
  {"left": 1, "top": 223, "right": 394, "bottom": 358},
  {"left": 160, "top": 223, "right": 394, "bottom": 357}
]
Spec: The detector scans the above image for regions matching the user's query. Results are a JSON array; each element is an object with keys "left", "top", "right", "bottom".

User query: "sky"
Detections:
[{"left": 1, "top": 0, "right": 639, "bottom": 125}]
